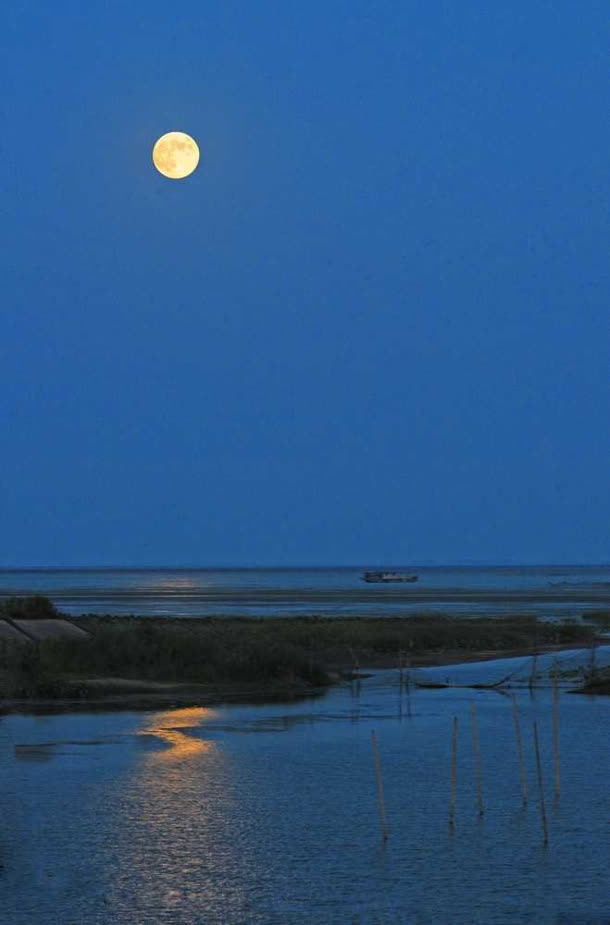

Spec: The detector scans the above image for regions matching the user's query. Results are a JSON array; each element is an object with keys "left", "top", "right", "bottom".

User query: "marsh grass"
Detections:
[
  {"left": 0, "top": 622, "right": 329, "bottom": 697},
  {"left": 587, "top": 610, "right": 610, "bottom": 628},
  {"left": 0, "top": 598, "right": 596, "bottom": 699},
  {"left": 71, "top": 612, "right": 593, "bottom": 674}
]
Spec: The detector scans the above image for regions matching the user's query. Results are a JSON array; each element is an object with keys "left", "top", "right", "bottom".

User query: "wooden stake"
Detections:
[
  {"left": 371, "top": 730, "right": 389, "bottom": 843},
  {"left": 552, "top": 661, "right": 560, "bottom": 801},
  {"left": 405, "top": 657, "right": 412, "bottom": 718},
  {"left": 533, "top": 720, "right": 548, "bottom": 845},
  {"left": 449, "top": 717, "right": 458, "bottom": 829},
  {"left": 511, "top": 695, "right": 528, "bottom": 806},
  {"left": 529, "top": 654, "right": 538, "bottom": 690},
  {"left": 470, "top": 703, "right": 484, "bottom": 817},
  {"left": 588, "top": 635, "right": 597, "bottom": 679}
]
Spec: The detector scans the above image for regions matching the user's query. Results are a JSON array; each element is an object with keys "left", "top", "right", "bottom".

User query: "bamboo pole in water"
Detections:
[
  {"left": 552, "top": 661, "right": 560, "bottom": 801},
  {"left": 405, "top": 657, "right": 412, "bottom": 718},
  {"left": 529, "top": 654, "right": 538, "bottom": 690},
  {"left": 533, "top": 720, "right": 548, "bottom": 845},
  {"left": 396, "top": 650, "right": 402, "bottom": 719},
  {"left": 470, "top": 702, "right": 484, "bottom": 817},
  {"left": 588, "top": 634, "right": 597, "bottom": 679},
  {"left": 449, "top": 717, "right": 458, "bottom": 829},
  {"left": 511, "top": 695, "right": 528, "bottom": 806},
  {"left": 371, "top": 730, "right": 389, "bottom": 843}
]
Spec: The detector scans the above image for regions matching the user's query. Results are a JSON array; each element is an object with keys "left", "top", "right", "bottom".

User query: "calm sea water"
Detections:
[
  {"left": 1, "top": 565, "right": 609, "bottom": 619},
  {"left": 1, "top": 652, "right": 609, "bottom": 924}
]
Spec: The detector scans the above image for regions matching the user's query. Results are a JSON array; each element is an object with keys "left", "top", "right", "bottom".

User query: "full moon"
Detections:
[{"left": 152, "top": 131, "right": 200, "bottom": 179}]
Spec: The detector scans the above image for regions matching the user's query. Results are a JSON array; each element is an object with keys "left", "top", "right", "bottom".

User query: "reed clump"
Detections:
[
  {"left": 0, "top": 613, "right": 330, "bottom": 697},
  {"left": 0, "top": 640, "right": 72, "bottom": 698},
  {"left": 77, "top": 625, "right": 323, "bottom": 683}
]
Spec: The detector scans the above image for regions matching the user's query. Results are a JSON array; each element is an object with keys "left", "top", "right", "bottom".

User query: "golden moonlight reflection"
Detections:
[
  {"left": 108, "top": 705, "right": 252, "bottom": 920},
  {"left": 140, "top": 707, "right": 215, "bottom": 763}
]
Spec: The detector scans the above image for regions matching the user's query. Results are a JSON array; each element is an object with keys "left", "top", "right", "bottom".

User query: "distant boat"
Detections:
[{"left": 361, "top": 571, "right": 418, "bottom": 583}]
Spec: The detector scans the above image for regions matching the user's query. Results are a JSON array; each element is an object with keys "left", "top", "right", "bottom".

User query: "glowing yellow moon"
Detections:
[{"left": 152, "top": 131, "right": 200, "bottom": 179}]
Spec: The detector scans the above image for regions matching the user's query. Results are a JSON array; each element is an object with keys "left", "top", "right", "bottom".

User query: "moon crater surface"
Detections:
[{"left": 152, "top": 131, "right": 200, "bottom": 179}]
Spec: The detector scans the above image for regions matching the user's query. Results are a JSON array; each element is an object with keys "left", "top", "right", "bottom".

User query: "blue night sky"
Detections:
[{"left": 1, "top": 2, "right": 608, "bottom": 566}]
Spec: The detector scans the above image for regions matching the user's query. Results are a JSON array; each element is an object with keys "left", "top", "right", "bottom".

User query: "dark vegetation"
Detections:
[
  {"left": 0, "top": 597, "right": 597, "bottom": 700},
  {"left": 587, "top": 610, "right": 610, "bottom": 628},
  {"left": 0, "top": 623, "right": 328, "bottom": 699},
  {"left": 0, "top": 595, "right": 59, "bottom": 620},
  {"left": 574, "top": 669, "right": 610, "bottom": 694},
  {"left": 75, "top": 611, "right": 593, "bottom": 660}
]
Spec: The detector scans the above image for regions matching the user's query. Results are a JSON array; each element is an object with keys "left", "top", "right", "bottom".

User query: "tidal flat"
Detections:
[{"left": 1, "top": 653, "right": 609, "bottom": 924}]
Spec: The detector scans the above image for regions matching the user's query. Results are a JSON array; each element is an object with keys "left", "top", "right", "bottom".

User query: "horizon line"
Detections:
[{"left": 1, "top": 562, "right": 609, "bottom": 571}]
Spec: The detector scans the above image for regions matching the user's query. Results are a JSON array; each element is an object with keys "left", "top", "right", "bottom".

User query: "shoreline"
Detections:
[
  {"left": 1, "top": 639, "right": 604, "bottom": 714},
  {"left": 1, "top": 602, "right": 604, "bottom": 711},
  {"left": 347, "top": 639, "right": 600, "bottom": 670}
]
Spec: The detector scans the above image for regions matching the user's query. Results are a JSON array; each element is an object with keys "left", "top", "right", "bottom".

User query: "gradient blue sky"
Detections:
[{"left": 1, "top": 1, "right": 608, "bottom": 566}]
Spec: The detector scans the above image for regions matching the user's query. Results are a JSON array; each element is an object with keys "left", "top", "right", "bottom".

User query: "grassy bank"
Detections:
[
  {"left": 74, "top": 612, "right": 593, "bottom": 655},
  {"left": 0, "top": 597, "right": 596, "bottom": 700},
  {"left": 0, "top": 618, "right": 328, "bottom": 699}
]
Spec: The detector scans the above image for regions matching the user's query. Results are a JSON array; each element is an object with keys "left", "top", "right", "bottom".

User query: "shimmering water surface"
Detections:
[
  {"left": 1, "top": 653, "right": 609, "bottom": 924},
  {"left": 1, "top": 565, "right": 609, "bottom": 618}
]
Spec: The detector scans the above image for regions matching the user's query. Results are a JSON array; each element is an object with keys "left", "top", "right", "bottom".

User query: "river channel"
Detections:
[{"left": 1, "top": 653, "right": 608, "bottom": 924}]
